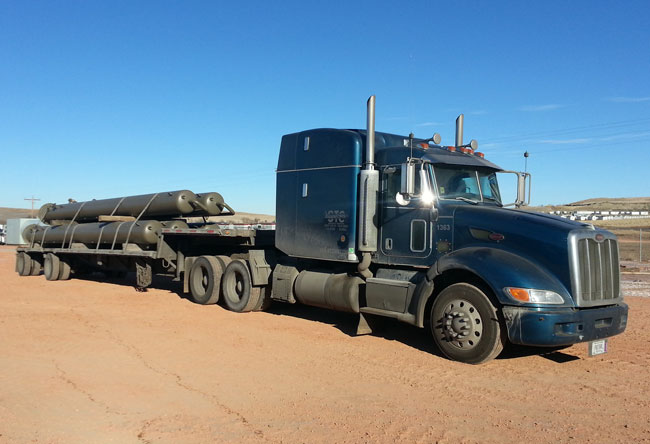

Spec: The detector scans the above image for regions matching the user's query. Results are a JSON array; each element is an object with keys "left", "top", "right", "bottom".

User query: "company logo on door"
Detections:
[{"left": 324, "top": 210, "right": 348, "bottom": 231}]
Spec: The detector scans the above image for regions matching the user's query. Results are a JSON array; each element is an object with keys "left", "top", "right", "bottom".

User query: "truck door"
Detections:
[{"left": 379, "top": 165, "right": 433, "bottom": 262}]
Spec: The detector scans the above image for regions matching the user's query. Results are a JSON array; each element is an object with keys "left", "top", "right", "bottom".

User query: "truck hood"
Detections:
[{"left": 450, "top": 205, "right": 603, "bottom": 293}]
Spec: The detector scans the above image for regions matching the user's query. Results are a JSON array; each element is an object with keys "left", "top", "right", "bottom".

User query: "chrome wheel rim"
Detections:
[{"left": 439, "top": 298, "right": 483, "bottom": 350}]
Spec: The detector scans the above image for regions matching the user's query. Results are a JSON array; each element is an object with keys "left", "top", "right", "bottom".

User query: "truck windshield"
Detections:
[{"left": 431, "top": 165, "right": 502, "bottom": 205}]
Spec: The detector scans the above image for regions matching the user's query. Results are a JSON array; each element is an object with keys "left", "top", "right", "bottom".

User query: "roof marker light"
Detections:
[
  {"left": 446, "top": 146, "right": 456, "bottom": 152},
  {"left": 475, "top": 152, "right": 485, "bottom": 158}
]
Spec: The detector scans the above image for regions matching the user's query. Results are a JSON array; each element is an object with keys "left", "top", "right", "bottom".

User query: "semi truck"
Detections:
[{"left": 15, "top": 96, "right": 628, "bottom": 364}]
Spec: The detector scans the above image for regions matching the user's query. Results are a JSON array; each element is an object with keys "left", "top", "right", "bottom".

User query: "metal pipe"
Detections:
[
  {"left": 357, "top": 252, "right": 373, "bottom": 279},
  {"left": 366, "top": 95, "right": 376, "bottom": 169},
  {"left": 357, "top": 95, "right": 379, "bottom": 262},
  {"left": 455, "top": 114, "right": 464, "bottom": 147}
]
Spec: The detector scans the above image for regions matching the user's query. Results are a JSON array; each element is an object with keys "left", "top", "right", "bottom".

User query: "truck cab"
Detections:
[{"left": 275, "top": 97, "right": 628, "bottom": 364}]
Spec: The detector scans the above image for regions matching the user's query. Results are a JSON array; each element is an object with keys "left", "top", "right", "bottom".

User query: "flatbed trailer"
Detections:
[{"left": 17, "top": 224, "right": 277, "bottom": 309}]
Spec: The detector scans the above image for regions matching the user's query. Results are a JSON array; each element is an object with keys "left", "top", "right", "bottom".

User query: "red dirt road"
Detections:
[{"left": 1, "top": 246, "right": 649, "bottom": 443}]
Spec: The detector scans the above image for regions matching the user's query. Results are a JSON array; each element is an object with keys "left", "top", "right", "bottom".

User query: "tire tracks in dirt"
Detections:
[{"left": 67, "top": 307, "right": 272, "bottom": 443}]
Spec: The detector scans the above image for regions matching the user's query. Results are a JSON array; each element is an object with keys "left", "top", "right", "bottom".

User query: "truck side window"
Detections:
[{"left": 382, "top": 166, "right": 421, "bottom": 205}]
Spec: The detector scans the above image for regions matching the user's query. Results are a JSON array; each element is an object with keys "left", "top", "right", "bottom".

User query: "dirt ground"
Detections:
[{"left": 1, "top": 246, "right": 649, "bottom": 444}]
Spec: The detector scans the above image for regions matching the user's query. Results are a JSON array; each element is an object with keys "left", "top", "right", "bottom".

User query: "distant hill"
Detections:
[
  {"left": 529, "top": 197, "right": 650, "bottom": 214},
  {"left": 0, "top": 208, "right": 36, "bottom": 224}
]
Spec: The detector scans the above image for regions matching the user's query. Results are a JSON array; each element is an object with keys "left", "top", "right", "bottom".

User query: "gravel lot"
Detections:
[{"left": 1, "top": 246, "right": 649, "bottom": 444}]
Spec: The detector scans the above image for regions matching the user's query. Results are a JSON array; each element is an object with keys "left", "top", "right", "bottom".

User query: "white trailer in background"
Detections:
[{"left": 5, "top": 219, "right": 41, "bottom": 245}]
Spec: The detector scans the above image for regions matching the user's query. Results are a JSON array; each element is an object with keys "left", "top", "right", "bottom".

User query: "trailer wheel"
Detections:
[
  {"left": 58, "top": 257, "right": 71, "bottom": 280},
  {"left": 430, "top": 283, "right": 505, "bottom": 365},
  {"left": 253, "top": 285, "right": 272, "bottom": 311},
  {"left": 16, "top": 252, "right": 32, "bottom": 276},
  {"left": 30, "top": 257, "right": 42, "bottom": 276},
  {"left": 221, "top": 260, "right": 260, "bottom": 313},
  {"left": 189, "top": 256, "right": 224, "bottom": 305},
  {"left": 44, "top": 253, "right": 61, "bottom": 281}
]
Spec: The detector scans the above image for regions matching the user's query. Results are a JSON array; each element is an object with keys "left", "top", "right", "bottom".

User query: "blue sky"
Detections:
[{"left": 1, "top": 0, "right": 649, "bottom": 214}]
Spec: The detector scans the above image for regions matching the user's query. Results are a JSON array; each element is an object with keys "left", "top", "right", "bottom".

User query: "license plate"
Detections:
[{"left": 588, "top": 339, "right": 608, "bottom": 356}]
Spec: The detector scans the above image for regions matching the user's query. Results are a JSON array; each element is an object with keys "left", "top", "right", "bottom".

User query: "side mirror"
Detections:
[
  {"left": 401, "top": 162, "right": 416, "bottom": 196},
  {"left": 500, "top": 171, "right": 531, "bottom": 207}
]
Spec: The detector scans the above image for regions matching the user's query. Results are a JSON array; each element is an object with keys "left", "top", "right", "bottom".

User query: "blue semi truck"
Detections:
[{"left": 16, "top": 96, "right": 628, "bottom": 364}]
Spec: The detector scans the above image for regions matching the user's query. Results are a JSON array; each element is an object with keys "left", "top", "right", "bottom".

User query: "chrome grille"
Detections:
[{"left": 569, "top": 230, "right": 622, "bottom": 307}]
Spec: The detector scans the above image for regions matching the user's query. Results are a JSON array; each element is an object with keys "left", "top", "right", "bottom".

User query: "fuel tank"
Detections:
[{"left": 38, "top": 190, "right": 198, "bottom": 223}]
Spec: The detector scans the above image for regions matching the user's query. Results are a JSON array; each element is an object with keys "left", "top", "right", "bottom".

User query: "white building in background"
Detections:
[{"left": 547, "top": 209, "right": 650, "bottom": 221}]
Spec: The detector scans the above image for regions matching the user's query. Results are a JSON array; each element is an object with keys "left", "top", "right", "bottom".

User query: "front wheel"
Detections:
[{"left": 430, "top": 283, "right": 505, "bottom": 364}]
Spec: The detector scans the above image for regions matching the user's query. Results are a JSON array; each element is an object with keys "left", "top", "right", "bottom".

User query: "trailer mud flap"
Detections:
[{"left": 136, "top": 259, "right": 152, "bottom": 288}]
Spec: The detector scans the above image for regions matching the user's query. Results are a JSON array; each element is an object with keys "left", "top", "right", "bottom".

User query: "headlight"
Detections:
[{"left": 505, "top": 287, "right": 564, "bottom": 304}]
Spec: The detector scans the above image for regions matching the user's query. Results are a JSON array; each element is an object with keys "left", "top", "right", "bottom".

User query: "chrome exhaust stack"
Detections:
[
  {"left": 455, "top": 114, "right": 464, "bottom": 147},
  {"left": 357, "top": 95, "right": 379, "bottom": 275},
  {"left": 365, "top": 95, "right": 376, "bottom": 169}
]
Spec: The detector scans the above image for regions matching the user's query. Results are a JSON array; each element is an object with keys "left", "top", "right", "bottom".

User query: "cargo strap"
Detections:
[
  {"left": 40, "top": 225, "right": 52, "bottom": 247},
  {"left": 67, "top": 224, "right": 81, "bottom": 249},
  {"left": 28, "top": 227, "right": 37, "bottom": 248},
  {"left": 94, "top": 196, "right": 129, "bottom": 250},
  {"left": 109, "top": 197, "right": 126, "bottom": 216},
  {"left": 110, "top": 221, "right": 128, "bottom": 251},
  {"left": 61, "top": 201, "right": 88, "bottom": 248},
  {"left": 124, "top": 193, "right": 159, "bottom": 247}
]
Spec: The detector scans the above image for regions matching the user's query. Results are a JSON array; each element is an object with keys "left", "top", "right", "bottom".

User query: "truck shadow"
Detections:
[
  {"left": 499, "top": 344, "right": 580, "bottom": 362},
  {"left": 266, "top": 304, "right": 583, "bottom": 363},
  {"left": 72, "top": 272, "right": 185, "bottom": 295},
  {"left": 71, "top": 273, "right": 582, "bottom": 364},
  {"left": 266, "top": 303, "right": 444, "bottom": 357}
]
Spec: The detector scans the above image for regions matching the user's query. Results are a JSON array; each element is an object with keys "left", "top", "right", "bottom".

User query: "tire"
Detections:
[
  {"left": 221, "top": 260, "right": 260, "bottom": 313},
  {"left": 189, "top": 256, "right": 225, "bottom": 305},
  {"left": 16, "top": 252, "right": 32, "bottom": 276},
  {"left": 58, "top": 257, "right": 71, "bottom": 280},
  {"left": 30, "top": 258, "right": 42, "bottom": 276},
  {"left": 44, "top": 253, "right": 61, "bottom": 281},
  {"left": 253, "top": 285, "right": 272, "bottom": 311},
  {"left": 430, "top": 283, "right": 505, "bottom": 364}
]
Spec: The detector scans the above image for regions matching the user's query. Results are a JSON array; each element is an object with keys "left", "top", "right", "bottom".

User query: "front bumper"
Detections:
[{"left": 502, "top": 303, "right": 628, "bottom": 346}]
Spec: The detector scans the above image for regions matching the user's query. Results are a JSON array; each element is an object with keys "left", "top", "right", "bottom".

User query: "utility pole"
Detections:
[{"left": 24, "top": 196, "right": 41, "bottom": 219}]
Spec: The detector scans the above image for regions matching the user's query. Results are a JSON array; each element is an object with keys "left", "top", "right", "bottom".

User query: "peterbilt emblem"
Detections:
[{"left": 595, "top": 233, "right": 605, "bottom": 243}]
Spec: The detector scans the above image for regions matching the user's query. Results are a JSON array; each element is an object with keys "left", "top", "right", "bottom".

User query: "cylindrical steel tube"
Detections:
[
  {"left": 29, "top": 221, "right": 162, "bottom": 246},
  {"left": 38, "top": 190, "right": 198, "bottom": 223},
  {"left": 160, "top": 220, "right": 189, "bottom": 230},
  {"left": 192, "top": 192, "right": 225, "bottom": 216}
]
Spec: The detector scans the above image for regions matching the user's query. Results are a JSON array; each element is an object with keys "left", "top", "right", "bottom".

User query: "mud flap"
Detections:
[
  {"left": 135, "top": 259, "right": 152, "bottom": 288},
  {"left": 356, "top": 313, "right": 386, "bottom": 335}
]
